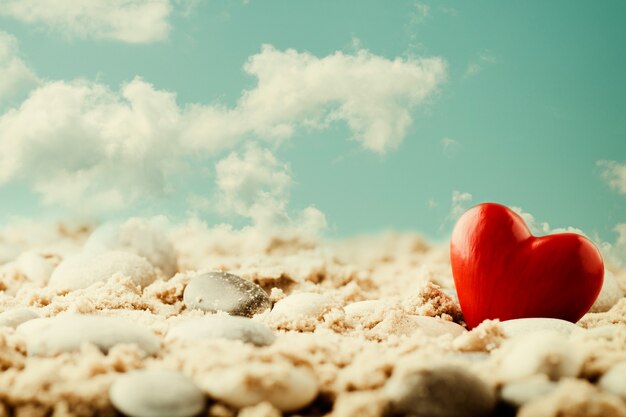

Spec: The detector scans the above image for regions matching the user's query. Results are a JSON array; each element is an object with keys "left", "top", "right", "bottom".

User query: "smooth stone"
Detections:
[
  {"left": 166, "top": 315, "right": 275, "bottom": 346},
  {"left": 270, "top": 292, "right": 331, "bottom": 319},
  {"left": 49, "top": 250, "right": 156, "bottom": 290},
  {"left": 385, "top": 364, "right": 496, "bottom": 417},
  {"left": 15, "top": 250, "right": 57, "bottom": 284},
  {"left": 371, "top": 314, "right": 466, "bottom": 338},
  {"left": 590, "top": 270, "right": 624, "bottom": 313},
  {"left": 0, "top": 308, "right": 39, "bottom": 328},
  {"left": 183, "top": 272, "right": 270, "bottom": 317},
  {"left": 110, "top": 369, "right": 205, "bottom": 417},
  {"left": 85, "top": 219, "right": 177, "bottom": 278},
  {"left": 498, "top": 331, "right": 582, "bottom": 381},
  {"left": 202, "top": 363, "right": 318, "bottom": 412},
  {"left": 343, "top": 299, "right": 385, "bottom": 317},
  {"left": 499, "top": 318, "right": 579, "bottom": 337},
  {"left": 500, "top": 377, "right": 558, "bottom": 407},
  {"left": 599, "top": 362, "right": 626, "bottom": 401},
  {"left": 17, "top": 314, "right": 159, "bottom": 356}
]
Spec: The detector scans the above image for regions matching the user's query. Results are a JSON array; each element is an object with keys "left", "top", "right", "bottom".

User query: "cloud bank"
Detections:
[
  {"left": 0, "top": 0, "right": 172, "bottom": 43},
  {"left": 0, "top": 40, "right": 446, "bottom": 224},
  {"left": 0, "top": 32, "right": 38, "bottom": 103}
]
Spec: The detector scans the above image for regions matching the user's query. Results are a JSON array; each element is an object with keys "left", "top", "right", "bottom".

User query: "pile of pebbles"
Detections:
[{"left": 0, "top": 221, "right": 624, "bottom": 417}]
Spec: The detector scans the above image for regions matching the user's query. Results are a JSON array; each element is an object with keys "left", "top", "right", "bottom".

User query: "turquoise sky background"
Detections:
[{"left": 0, "top": 0, "right": 624, "bottom": 242}]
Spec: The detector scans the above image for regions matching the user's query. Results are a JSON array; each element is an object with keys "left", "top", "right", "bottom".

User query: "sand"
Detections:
[{"left": 0, "top": 221, "right": 624, "bottom": 417}]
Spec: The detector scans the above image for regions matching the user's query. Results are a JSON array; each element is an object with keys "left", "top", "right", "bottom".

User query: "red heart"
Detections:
[{"left": 450, "top": 203, "right": 604, "bottom": 329}]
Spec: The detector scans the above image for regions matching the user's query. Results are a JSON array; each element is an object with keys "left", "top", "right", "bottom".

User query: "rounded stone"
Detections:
[
  {"left": 500, "top": 376, "right": 558, "bottom": 407},
  {"left": 0, "top": 308, "right": 39, "bottom": 328},
  {"left": 49, "top": 250, "right": 156, "bottom": 290},
  {"left": 110, "top": 369, "right": 205, "bottom": 417},
  {"left": 85, "top": 219, "right": 178, "bottom": 278},
  {"left": 183, "top": 272, "right": 270, "bottom": 317},
  {"left": 590, "top": 270, "right": 623, "bottom": 313},
  {"left": 202, "top": 363, "right": 318, "bottom": 412},
  {"left": 385, "top": 363, "right": 496, "bottom": 417},
  {"left": 498, "top": 331, "right": 582, "bottom": 381},
  {"left": 270, "top": 292, "right": 331, "bottom": 320},
  {"left": 499, "top": 318, "right": 579, "bottom": 337},
  {"left": 17, "top": 314, "right": 160, "bottom": 356},
  {"left": 599, "top": 362, "right": 626, "bottom": 401},
  {"left": 15, "top": 250, "right": 58, "bottom": 284},
  {"left": 166, "top": 315, "right": 275, "bottom": 346}
]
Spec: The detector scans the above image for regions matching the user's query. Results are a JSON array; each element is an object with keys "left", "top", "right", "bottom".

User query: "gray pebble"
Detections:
[
  {"left": 110, "top": 369, "right": 205, "bottom": 417},
  {"left": 500, "top": 377, "right": 558, "bottom": 407},
  {"left": 17, "top": 314, "right": 160, "bottom": 356},
  {"left": 166, "top": 315, "right": 275, "bottom": 346},
  {"left": 183, "top": 271, "right": 270, "bottom": 317},
  {"left": 385, "top": 364, "right": 496, "bottom": 417},
  {"left": 0, "top": 308, "right": 39, "bottom": 328}
]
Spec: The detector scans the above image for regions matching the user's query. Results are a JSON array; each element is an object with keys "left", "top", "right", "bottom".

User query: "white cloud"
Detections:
[
  {"left": 441, "top": 137, "right": 461, "bottom": 154},
  {"left": 0, "top": 32, "right": 38, "bottom": 103},
  {"left": 0, "top": 0, "right": 172, "bottom": 43},
  {"left": 183, "top": 45, "right": 446, "bottom": 153},
  {"left": 511, "top": 206, "right": 586, "bottom": 237},
  {"left": 215, "top": 143, "right": 326, "bottom": 231},
  {"left": 598, "top": 160, "right": 626, "bottom": 195},
  {"left": 0, "top": 78, "right": 182, "bottom": 211},
  {"left": 463, "top": 52, "right": 497, "bottom": 79},
  {"left": 0, "top": 44, "right": 445, "bottom": 221},
  {"left": 450, "top": 190, "right": 472, "bottom": 219}
]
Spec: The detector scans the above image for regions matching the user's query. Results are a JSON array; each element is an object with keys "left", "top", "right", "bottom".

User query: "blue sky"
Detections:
[{"left": 0, "top": 0, "right": 624, "bottom": 244}]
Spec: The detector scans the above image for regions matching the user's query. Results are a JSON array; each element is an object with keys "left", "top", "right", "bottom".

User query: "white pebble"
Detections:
[
  {"left": 0, "top": 308, "right": 39, "bottom": 328},
  {"left": 499, "top": 318, "right": 579, "bottom": 337},
  {"left": 202, "top": 363, "right": 318, "bottom": 411},
  {"left": 15, "top": 250, "right": 58, "bottom": 284},
  {"left": 343, "top": 299, "right": 386, "bottom": 317},
  {"left": 110, "top": 369, "right": 205, "bottom": 417},
  {"left": 270, "top": 292, "right": 331, "bottom": 319},
  {"left": 48, "top": 250, "right": 156, "bottom": 290},
  {"left": 166, "top": 315, "right": 275, "bottom": 346},
  {"left": 590, "top": 270, "right": 624, "bottom": 313},
  {"left": 17, "top": 314, "right": 159, "bottom": 356},
  {"left": 371, "top": 313, "right": 466, "bottom": 338},
  {"left": 498, "top": 331, "right": 582, "bottom": 381},
  {"left": 599, "top": 362, "right": 626, "bottom": 401},
  {"left": 85, "top": 218, "right": 177, "bottom": 278},
  {"left": 500, "top": 376, "right": 558, "bottom": 407}
]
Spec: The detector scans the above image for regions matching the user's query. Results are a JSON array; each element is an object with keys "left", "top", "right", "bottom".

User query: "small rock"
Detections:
[
  {"left": 110, "top": 369, "right": 205, "bottom": 417},
  {"left": 85, "top": 218, "right": 178, "bottom": 278},
  {"left": 166, "top": 315, "right": 275, "bottom": 346},
  {"left": 371, "top": 313, "right": 466, "bottom": 339},
  {"left": 499, "top": 318, "right": 579, "bottom": 337},
  {"left": 343, "top": 299, "right": 386, "bottom": 317},
  {"left": 590, "top": 270, "right": 624, "bottom": 313},
  {"left": 599, "top": 362, "right": 626, "bottom": 401},
  {"left": 48, "top": 250, "right": 156, "bottom": 290},
  {"left": 270, "top": 292, "right": 331, "bottom": 319},
  {"left": 497, "top": 331, "right": 582, "bottom": 382},
  {"left": 15, "top": 250, "right": 59, "bottom": 284},
  {"left": 500, "top": 376, "right": 558, "bottom": 407},
  {"left": 17, "top": 314, "right": 159, "bottom": 356},
  {"left": 385, "top": 363, "right": 496, "bottom": 417},
  {"left": 183, "top": 272, "right": 270, "bottom": 317},
  {"left": 201, "top": 362, "right": 318, "bottom": 412},
  {"left": 0, "top": 308, "right": 39, "bottom": 328}
]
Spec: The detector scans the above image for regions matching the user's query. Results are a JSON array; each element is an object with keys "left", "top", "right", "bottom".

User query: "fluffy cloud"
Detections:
[
  {"left": 183, "top": 45, "right": 446, "bottom": 153},
  {"left": 0, "top": 0, "right": 172, "bottom": 43},
  {"left": 0, "top": 78, "right": 182, "bottom": 211},
  {"left": 0, "top": 44, "right": 445, "bottom": 223},
  {"left": 215, "top": 144, "right": 326, "bottom": 232},
  {"left": 449, "top": 190, "right": 473, "bottom": 220},
  {"left": 598, "top": 160, "right": 626, "bottom": 195},
  {"left": 0, "top": 32, "right": 38, "bottom": 103}
]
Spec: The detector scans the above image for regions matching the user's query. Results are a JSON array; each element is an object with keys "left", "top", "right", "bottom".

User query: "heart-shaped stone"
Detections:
[{"left": 450, "top": 203, "right": 603, "bottom": 329}]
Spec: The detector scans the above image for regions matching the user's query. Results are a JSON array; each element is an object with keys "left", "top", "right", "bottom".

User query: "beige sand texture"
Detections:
[{"left": 0, "top": 222, "right": 624, "bottom": 417}]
